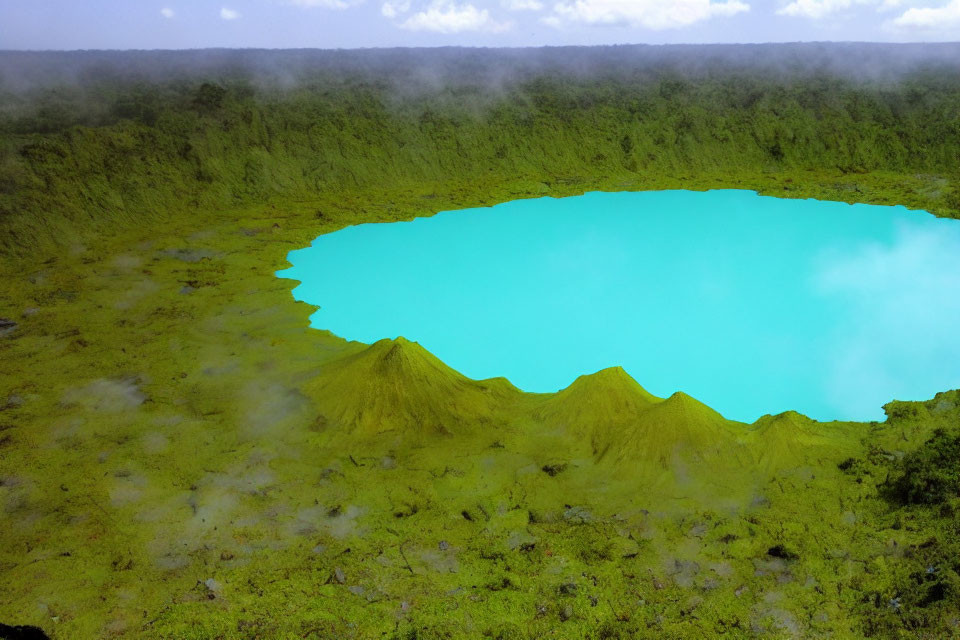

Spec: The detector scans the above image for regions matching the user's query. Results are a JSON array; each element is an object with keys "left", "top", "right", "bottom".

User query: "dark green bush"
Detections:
[{"left": 886, "top": 428, "right": 960, "bottom": 505}]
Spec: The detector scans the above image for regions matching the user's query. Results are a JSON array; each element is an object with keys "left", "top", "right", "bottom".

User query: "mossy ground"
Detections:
[{"left": 2, "top": 166, "right": 959, "bottom": 638}]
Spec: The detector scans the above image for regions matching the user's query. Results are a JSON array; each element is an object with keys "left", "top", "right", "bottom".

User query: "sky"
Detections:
[{"left": 1, "top": 0, "right": 959, "bottom": 50}]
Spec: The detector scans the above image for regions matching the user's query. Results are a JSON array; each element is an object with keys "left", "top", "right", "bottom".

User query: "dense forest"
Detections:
[{"left": 2, "top": 44, "right": 960, "bottom": 255}]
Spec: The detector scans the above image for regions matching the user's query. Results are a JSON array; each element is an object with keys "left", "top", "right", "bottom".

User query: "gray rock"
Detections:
[
  {"left": 161, "top": 248, "right": 215, "bottom": 263},
  {"left": 333, "top": 567, "right": 346, "bottom": 584},
  {"left": 670, "top": 559, "right": 701, "bottom": 588},
  {"left": 155, "top": 554, "right": 190, "bottom": 571},
  {"left": 562, "top": 506, "right": 592, "bottom": 524},
  {"left": 507, "top": 531, "right": 537, "bottom": 551},
  {"left": 0, "top": 318, "right": 17, "bottom": 338},
  {"left": 933, "top": 398, "right": 955, "bottom": 414}
]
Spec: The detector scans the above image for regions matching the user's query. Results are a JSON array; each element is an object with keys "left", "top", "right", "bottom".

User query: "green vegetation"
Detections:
[
  {"left": 1, "top": 46, "right": 960, "bottom": 638},
  {"left": 886, "top": 427, "right": 960, "bottom": 506},
  {"left": 3, "top": 46, "right": 960, "bottom": 257},
  {"left": 836, "top": 393, "right": 960, "bottom": 637}
]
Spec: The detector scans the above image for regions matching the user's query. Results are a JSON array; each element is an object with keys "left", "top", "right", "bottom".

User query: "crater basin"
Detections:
[{"left": 278, "top": 189, "right": 960, "bottom": 422}]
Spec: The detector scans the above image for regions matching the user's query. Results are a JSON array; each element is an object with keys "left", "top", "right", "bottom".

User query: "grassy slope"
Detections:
[{"left": 2, "top": 51, "right": 960, "bottom": 638}]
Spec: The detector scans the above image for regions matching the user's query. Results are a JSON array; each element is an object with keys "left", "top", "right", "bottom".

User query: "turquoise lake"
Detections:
[{"left": 278, "top": 190, "right": 960, "bottom": 423}]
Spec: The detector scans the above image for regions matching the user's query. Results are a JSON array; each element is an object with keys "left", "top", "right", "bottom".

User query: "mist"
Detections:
[
  {"left": 0, "top": 42, "right": 957, "bottom": 138},
  {"left": 2, "top": 42, "right": 960, "bottom": 94}
]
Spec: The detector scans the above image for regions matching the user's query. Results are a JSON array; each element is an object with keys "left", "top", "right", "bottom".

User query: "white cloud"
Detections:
[
  {"left": 502, "top": 0, "right": 544, "bottom": 10},
  {"left": 382, "top": 0, "right": 411, "bottom": 16},
  {"left": 813, "top": 222, "right": 960, "bottom": 419},
  {"left": 890, "top": 0, "right": 960, "bottom": 28},
  {"left": 289, "top": 0, "right": 364, "bottom": 8},
  {"left": 220, "top": 7, "right": 241, "bottom": 19},
  {"left": 160, "top": 7, "right": 175, "bottom": 18},
  {"left": 548, "top": 0, "right": 749, "bottom": 29},
  {"left": 400, "top": 1, "right": 512, "bottom": 32},
  {"left": 778, "top": 0, "right": 865, "bottom": 18},
  {"left": 778, "top": 0, "right": 911, "bottom": 18}
]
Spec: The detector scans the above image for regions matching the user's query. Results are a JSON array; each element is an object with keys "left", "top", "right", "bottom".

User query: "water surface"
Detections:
[{"left": 278, "top": 190, "right": 960, "bottom": 422}]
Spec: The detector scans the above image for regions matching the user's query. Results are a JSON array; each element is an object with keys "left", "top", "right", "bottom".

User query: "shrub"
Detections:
[{"left": 886, "top": 428, "right": 960, "bottom": 505}]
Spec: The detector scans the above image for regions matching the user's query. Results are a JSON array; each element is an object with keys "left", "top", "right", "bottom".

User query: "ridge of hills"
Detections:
[{"left": 306, "top": 338, "right": 845, "bottom": 475}]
